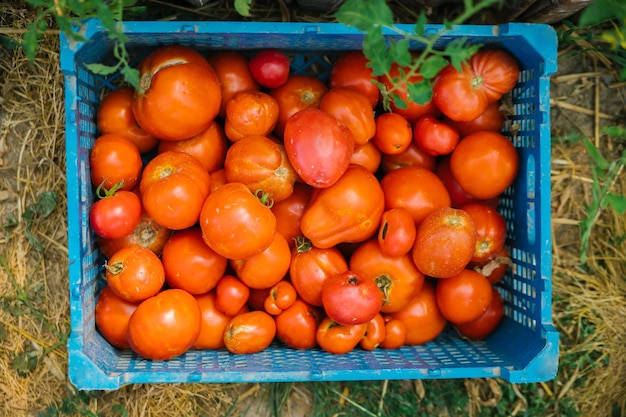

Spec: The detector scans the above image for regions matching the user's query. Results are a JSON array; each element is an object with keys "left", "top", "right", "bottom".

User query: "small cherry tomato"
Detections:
[{"left": 248, "top": 49, "right": 290, "bottom": 89}]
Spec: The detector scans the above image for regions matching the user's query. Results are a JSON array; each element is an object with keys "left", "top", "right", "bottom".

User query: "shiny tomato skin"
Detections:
[
  {"left": 319, "top": 88, "right": 376, "bottom": 146},
  {"left": 140, "top": 151, "right": 211, "bottom": 230},
  {"left": 470, "top": 246, "right": 511, "bottom": 284},
  {"left": 127, "top": 288, "right": 202, "bottom": 360},
  {"left": 289, "top": 237, "right": 349, "bottom": 307},
  {"left": 377, "top": 207, "right": 417, "bottom": 258},
  {"left": 105, "top": 244, "right": 165, "bottom": 303},
  {"left": 275, "top": 299, "right": 321, "bottom": 350},
  {"left": 413, "top": 115, "right": 460, "bottom": 157},
  {"left": 223, "top": 310, "right": 277, "bottom": 354},
  {"left": 161, "top": 228, "right": 227, "bottom": 295},
  {"left": 447, "top": 100, "right": 504, "bottom": 138},
  {"left": 350, "top": 239, "right": 424, "bottom": 313},
  {"left": 200, "top": 182, "right": 276, "bottom": 260},
  {"left": 300, "top": 165, "right": 384, "bottom": 248},
  {"left": 379, "top": 317, "right": 407, "bottom": 350},
  {"left": 132, "top": 45, "right": 221, "bottom": 141},
  {"left": 95, "top": 285, "right": 139, "bottom": 349},
  {"left": 389, "top": 281, "right": 447, "bottom": 345},
  {"left": 372, "top": 112, "right": 413, "bottom": 155},
  {"left": 461, "top": 202, "right": 507, "bottom": 264},
  {"left": 321, "top": 270, "right": 383, "bottom": 326},
  {"left": 412, "top": 207, "right": 476, "bottom": 279},
  {"left": 209, "top": 168, "right": 227, "bottom": 194},
  {"left": 380, "top": 140, "right": 437, "bottom": 174},
  {"left": 208, "top": 50, "right": 260, "bottom": 118},
  {"left": 359, "top": 313, "right": 386, "bottom": 351},
  {"left": 215, "top": 275, "right": 251, "bottom": 317},
  {"left": 330, "top": 50, "right": 380, "bottom": 108},
  {"left": 264, "top": 280, "right": 297, "bottom": 315},
  {"left": 283, "top": 108, "right": 355, "bottom": 189},
  {"left": 435, "top": 156, "right": 500, "bottom": 209},
  {"left": 449, "top": 131, "right": 519, "bottom": 200},
  {"left": 230, "top": 232, "right": 291, "bottom": 290},
  {"left": 316, "top": 317, "right": 368, "bottom": 354},
  {"left": 454, "top": 287, "right": 505, "bottom": 340},
  {"left": 90, "top": 133, "right": 143, "bottom": 191},
  {"left": 350, "top": 141, "right": 382, "bottom": 174},
  {"left": 271, "top": 183, "right": 312, "bottom": 247},
  {"left": 436, "top": 268, "right": 493, "bottom": 325},
  {"left": 192, "top": 291, "right": 231, "bottom": 350},
  {"left": 381, "top": 166, "right": 451, "bottom": 226},
  {"left": 248, "top": 49, "right": 290, "bottom": 89},
  {"left": 224, "top": 91, "right": 280, "bottom": 142},
  {"left": 90, "top": 190, "right": 142, "bottom": 240}
]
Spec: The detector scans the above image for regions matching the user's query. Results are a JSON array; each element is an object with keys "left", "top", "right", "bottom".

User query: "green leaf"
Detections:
[
  {"left": 11, "top": 350, "right": 39, "bottom": 377},
  {"left": 234, "top": 0, "right": 252, "bottom": 17},
  {"left": 606, "top": 193, "right": 626, "bottom": 214},
  {"left": 97, "top": 2, "right": 117, "bottom": 31},
  {"left": 23, "top": 191, "right": 59, "bottom": 223},
  {"left": 413, "top": 12, "right": 428, "bottom": 36},
  {"left": 389, "top": 93, "right": 408, "bottom": 110},
  {"left": 121, "top": 65, "right": 141, "bottom": 91},
  {"left": 85, "top": 62, "right": 120, "bottom": 75},
  {"left": 388, "top": 39, "right": 412, "bottom": 67},
  {"left": 579, "top": 0, "right": 626, "bottom": 27},
  {"left": 446, "top": 39, "right": 481, "bottom": 72},
  {"left": 420, "top": 55, "right": 448, "bottom": 79},
  {"left": 406, "top": 79, "right": 434, "bottom": 105},
  {"left": 335, "top": 0, "right": 394, "bottom": 31},
  {"left": 581, "top": 136, "right": 611, "bottom": 171},
  {"left": 363, "top": 27, "right": 392, "bottom": 76},
  {"left": 22, "top": 20, "right": 44, "bottom": 61}
]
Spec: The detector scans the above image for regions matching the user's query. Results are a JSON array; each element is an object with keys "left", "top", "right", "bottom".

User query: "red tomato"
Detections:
[
  {"left": 132, "top": 45, "right": 221, "bottom": 141},
  {"left": 215, "top": 275, "right": 250, "bottom": 317},
  {"left": 330, "top": 50, "right": 380, "bottom": 108},
  {"left": 231, "top": 232, "right": 291, "bottom": 290},
  {"left": 350, "top": 239, "right": 424, "bottom": 313},
  {"left": 90, "top": 189, "right": 141, "bottom": 240},
  {"left": 105, "top": 244, "right": 165, "bottom": 303},
  {"left": 275, "top": 299, "right": 321, "bottom": 350},
  {"left": 449, "top": 130, "right": 519, "bottom": 200},
  {"left": 381, "top": 166, "right": 451, "bottom": 225},
  {"left": 379, "top": 317, "right": 407, "bottom": 350},
  {"left": 377, "top": 208, "right": 417, "bottom": 258},
  {"left": 95, "top": 285, "right": 139, "bottom": 349},
  {"left": 412, "top": 207, "right": 476, "bottom": 279},
  {"left": 454, "top": 288, "right": 504, "bottom": 340},
  {"left": 283, "top": 108, "right": 355, "bottom": 189},
  {"left": 264, "top": 280, "right": 297, "bottom": 315},
  {"left": 301, "top": 165, "right": 384, "bottom": 248},
  {"left": 208, "top": 50, "right": 260, "bottom": 118},
  {"left": 436, "top": 269, "right": 493, "bottom": 325},
  {"left": 127, "top": 289, "right": 202, "bottom": 360},
  {"left": 270, "top": 75, "right": 328, "bottom": 138},
  {"left": 97, "top": 87, "right": 159, "bottom": 154},
  {"left": 270, "top": 183, "right": 312, "bottom": 247},
  {"left": 470, "top": 246, "right": 511, "bottom": 284},
  {"left": 140, "top": 151, "right": 211, "bottom": 230},
  {"left": 224, "top": 91, "right": 280, "bottom": 142},
  {"left": 157, "top": 121, "right": 228, "bottom": 173},
  {"left": 413, "top": 115, "right": 460, "bottom": 157},
  {"left": 248, "top": 49, "right": 290, "bottom": 89},
  {"left": 359, "top": 313, "right": 386, "bottom": 351},
  {"left": 319, "top": 88, "right": 376, "bottom": 146},
  {"left": 224, "top": 310, "right": 277, "bottom": 354},
  {"left": 90, "top": 133, "right": 142, "bottom": 191},
  {"left": 200, "top": 182, "right": 277, "bottom": 260},
  {"left": 435, "top": 156, "right": 500, "bottom": 209},
  {"left": 316, "top": 317, "right": 367, "bottom": 354},
  {"left": 161, "top": 228, "right": 227, "bottom": 294},
  {"left": 321, "top": 270, "right": 383, "bottom": 326},
  {"left": 380, "top": 140, "right": 437, "bottom": 174},
  {"left": 192, "top": 291, "right": 231, "bottom": 350},
  {"left": 447, "top": 100, "right": 504, "bottom": 137},
  {"left": 461, "top": 202, "right": 507, "bottom": 263},
  {"left": 209, "top": 168, "right": 227, "bottom": 194},
  {"left": 289, "top": 237, "right": 349, "bottom": 307},
  {"left": 224, "top": 135, "right": 298, "bottom": 203},
  {"left": 350, "top": 141, "right": 382, "bottom": 173},
  {"left": 372, "top": 112, "right": 413, "bottom": 155},
  {"left": 389, "top": 281, "right": 447, "bottom": 345},
  {"left": 433, "top": 49, "right": 520, "bottom": 122}
]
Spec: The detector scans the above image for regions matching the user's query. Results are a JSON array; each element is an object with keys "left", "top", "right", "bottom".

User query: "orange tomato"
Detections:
[
  {"left": 372, "top": 112, "right": 413, "bottom": 155},
  {"left": 319, "top": 88, "right": 376, "bottom": 145},
  {"left": 231, "top": 232, "right": 291, "bottom": 290},
  {"left": 350, "top": 141, "right": 382, "bottom": 173},
  {"left": 224, "top": 91, "right": 280, "bottom": 142},
  {"left": 330, "top": 50, "right": 380, "bottom": 108},
  {"left": 90, "top": 133, "right": 143, "bottom": 191},
  {"left": 208, "top": 50, "right": 260, "bottom": 118},
  {"left": 224, "top": 311, "right": 277, "bottom": 354}
]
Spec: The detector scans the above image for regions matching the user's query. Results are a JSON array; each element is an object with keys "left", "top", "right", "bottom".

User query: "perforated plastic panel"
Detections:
[{"left": 61, "top": 20, "right": 558, "bottom": 390}]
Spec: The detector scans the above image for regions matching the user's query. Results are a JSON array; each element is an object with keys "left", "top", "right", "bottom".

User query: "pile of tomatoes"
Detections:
[{"left": 91, "top": 44, "right": 520, "bottom": 360}]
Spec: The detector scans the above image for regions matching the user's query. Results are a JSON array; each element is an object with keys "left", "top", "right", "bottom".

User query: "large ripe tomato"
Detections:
[
  {"left": 275, "top": 298, "right": 321, "bottom": 350},
  {"left": 230, "top": 232, "right": 291, "bottom": 290},
  {"left": 90, "top": 133, "right": 143, "bottom": 191},
  {"left": 300, "top": 165, "right": 384, "bottom": 248},
  {"left": 330, "top": 51, "right": 380, "bottom": 108},
  {"left": 105, "top": 244, "right": 165, "bottom": 303},
  {"left": 208, "top": 50, "right": 260, "bottom": 118},
  {"left": 140, "top": 151, "right": 211, "bottom": 230},
  {"left": 224, "top": 91, "right": 280, "bottom": 142},
  {"left": 454, "top": 287, "right": 504, "bottom": 340},
  {"left": 380, "top": 140, "right": 437, "bottom": 174},
  {"left": 380, "top": 166, "right": 451, "bottom": 225},
  {"left": 95, "top": 285, "right": 139, "bottom": 349},
  {"left": 372, "top": 112, "right": 413, "bottom": 155},
  {"left": 289, "top": 237, "right": 349, "bottom": 307},
  {"left": 271, "top": 183, "right": 312, "bottom": 247},
  {"left": 97, "top": 209, "right": 172, "bottom": 259},
  {"left": 319, "top": 88, "right": 376, "bottom": 146},
  {"left": 435, "top": 156, "right": 500, "bottom": 209},
  {"left": 412, "top": 207, "right": 476, "bottom": 279},
  {"left": 449, "top": 130, "right": 519, "bottom": 200},
  {"left": 90, "top": 189, "right": 142, "bottom": 240},
  {"left": 157, "top": 121, "right": 228, "bottom": 173},
  {"left": 97, "top": 87, "right": 159, "bottom": 154},
  {"left": 447, "top": 100, "right": 504, "bottom": 138},
  {"left": 127, "top": 288, "right": 202, "bottom": 360},
  {"left": 321, "top": 270, "right": 383, "bottom": 325},
  {"left": 224, "top": 135, "right": 298, "bottom": 203},
  {"left": 316, "top": 317, "right": 368, "bottom": 354},
  {"left": 377, "top": 207, "right": 417, "bottom": 258},
  {"left": 433, "top": 49, "right": 520, "bottom": 122},
  {"left": 413, "top": 115, "right": 460, "bottom": 157},
  {"left": 283, "top": 108, "right": 355, "bottom": 189},
  {"left": 350, "top": 141, "right": 382, "bottom": 173},
  {"left": 223, "top": 310, "right": 277, "bottom": 354},
  {"left": 270, "top": 75, "right": 328, "bottom": 138},
  {"left": 132, "top": 45, "right": 221, "bottom": 141},
  {"left": 349, "top": 239, "right": 424, "bottom": 313},
  {"left": 435, "top": 268, "right": 493, "bottom": 324},
  {"left": 461, "top": 202, "right": 507, "bottom": 263},
  {"left": 192, "top": 291, "right": 230, "bottom": 350},
  {"left": 215, "top": 275, "right": 250, "bottom": 317},
  {"left": 161, "top": 227, "right": 227, "bottom": 294},
  {"left": 200, "top": 182, "right": 276, "bottom": 259},
  {"left": 388, "top": 281, "right": 447, "bottom": 345},
  {"left": 248, "top": 49, "right": 291, "bottom": 89}
]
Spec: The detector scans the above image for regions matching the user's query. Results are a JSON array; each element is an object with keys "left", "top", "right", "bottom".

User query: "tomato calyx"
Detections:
[
  {"left": 470, "top": 74, "right": 484, "bottom": 90},
  {"left": 374, "top": 274, "right": 393, "bottom": 305},
  {"left": 254, "top": 189, "right": 275, "bottom": 208},
  {"left": 294, "top": 236, "right": 313, "bottom": 253},
  {"left": 104, "top": 260, "right": 125, "bottom": 276},
  {"left": 473, "top": 255, "right": 512, "bottom": 276},
  {"left": 140, "top": 58, "right": 188, "bottom": 92},
  {"left": 95, "top": 179, "right": 125, "bottom": 200}
]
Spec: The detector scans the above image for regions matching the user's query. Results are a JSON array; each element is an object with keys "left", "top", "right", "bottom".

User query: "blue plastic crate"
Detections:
[{"left": 61, "top": 19, "right": 558, "bottom": 390}]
